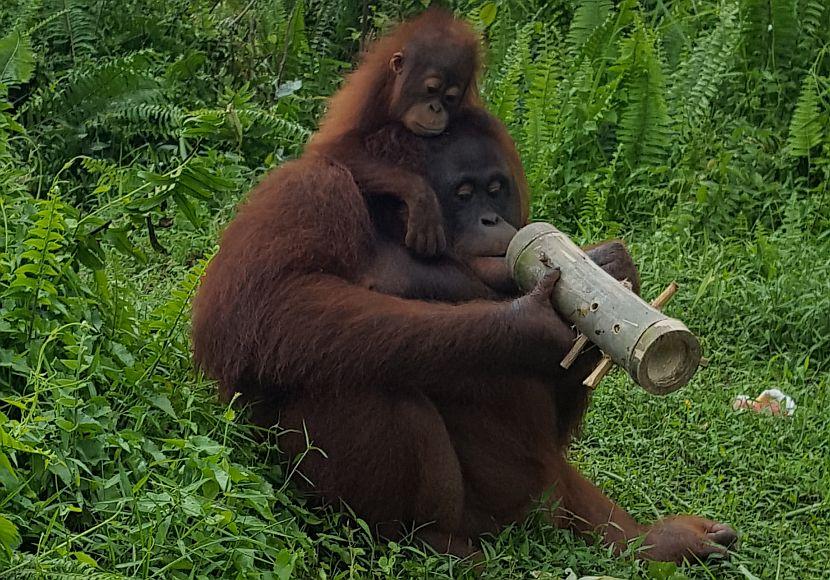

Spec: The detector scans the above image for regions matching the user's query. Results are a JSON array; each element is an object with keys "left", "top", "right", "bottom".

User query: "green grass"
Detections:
[
  {"left": 1, "top": 0, "right": 829, "bottom": 577},
  {"left": 8, "top": 212, "right": 827, "bottom": 579}
]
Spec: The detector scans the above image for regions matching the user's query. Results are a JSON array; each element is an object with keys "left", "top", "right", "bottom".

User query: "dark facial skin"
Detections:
[
  {"left": 389, "top": 39, "right": 473, "bottom": 136},
  {"left": 362, "top": 125, "right": 641, "bottom": 302},
  {"left": 425, "top": 130, "right": 520, "bottom": 257},
  {"left": 360, "top": 128, "right": 522, "bottom": 300}
]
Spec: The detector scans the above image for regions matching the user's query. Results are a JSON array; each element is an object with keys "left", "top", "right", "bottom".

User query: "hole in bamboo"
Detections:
[
  {"left": 613, "top": 323, "right": 621, "bottom": 334},
  {"left": 590, "top": 302, "right": 599, "bottom": 312}
]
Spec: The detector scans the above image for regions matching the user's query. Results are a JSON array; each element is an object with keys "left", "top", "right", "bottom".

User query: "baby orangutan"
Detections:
[{"left": 307, "top": 8, "right": 526, "bottom": 257}]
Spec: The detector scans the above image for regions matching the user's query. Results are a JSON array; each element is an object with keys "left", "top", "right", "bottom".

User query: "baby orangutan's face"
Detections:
[{"left": 387, "top": 45, "right": 472, "bottom": 136}]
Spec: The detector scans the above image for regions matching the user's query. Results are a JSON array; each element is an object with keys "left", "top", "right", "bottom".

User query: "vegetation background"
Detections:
[{"left": 0, "top": 0, "right": 828, "bottom": 578}]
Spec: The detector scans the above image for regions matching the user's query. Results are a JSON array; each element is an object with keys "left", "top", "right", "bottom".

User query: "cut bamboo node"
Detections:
[{"left": 629, "top": 319, "right": 701, "bottom": 395}]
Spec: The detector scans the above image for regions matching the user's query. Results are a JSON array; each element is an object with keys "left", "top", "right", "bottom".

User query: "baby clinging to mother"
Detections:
[{"left": 191, "top": 7, "right": 736, "bottom": 565}]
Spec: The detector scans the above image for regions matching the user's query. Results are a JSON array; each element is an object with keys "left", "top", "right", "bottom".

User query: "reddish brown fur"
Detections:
[
  {"left": 306, "top": 8, "right": 530, "bottom": 241},
  {"left": 192, "top": 10, "right": 736, "bottom": 566},
  {"left": 310, "top": 9, "right": 482, "bottom": 143},
  {"left": 191, "top": 155, "right": 734, "bottom": 562}
]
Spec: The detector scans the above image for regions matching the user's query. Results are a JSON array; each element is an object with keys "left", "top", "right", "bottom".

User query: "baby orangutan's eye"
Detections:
[
  {"left": 444, "top": 86, "right": 461, "bottom": 103},
  {"left": 425, "top": 78, "right": 441, "bottom": 94},
  {"left": 456, "top": 183, "right": 474, "bottom": 199},
  {"left": 487, "top": 181, "right": 502, "bottom": 195}
]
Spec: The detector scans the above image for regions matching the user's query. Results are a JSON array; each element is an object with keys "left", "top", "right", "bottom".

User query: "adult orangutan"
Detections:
[
  {"left": 305, "top": 8, "right": 528, "bottom": 257},
  {"left": 191, "top": 12, "right": 737, "bottom": 566}
]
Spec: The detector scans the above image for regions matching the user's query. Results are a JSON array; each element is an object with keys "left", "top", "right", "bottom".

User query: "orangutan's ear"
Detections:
[{"left": 389, "top": 52, "right": 404, "bottom": 74}]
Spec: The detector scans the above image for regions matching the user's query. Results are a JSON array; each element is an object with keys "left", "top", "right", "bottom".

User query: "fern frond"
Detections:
[
  {"left": 769, "top": 0, "right": 798, "bottom": 69},
  {"left": 79, "top": 156, "right": 118, "bottom": 181},
  {"left": 7, "top": 195, "right": 70, "bottom": 327},
  {"left": 63, "top": 51, "right": 159, "bottom": 113},
  {"left": 567, "top": 0, "right": 613, "bottom": 52},
  {"left": 799, "top": 0, "right": 829, "bottom": 53},
  {"left": 285, "top": 0, "right": 310, "bottom": 56},
  {"left": 305, "top": 0, "right": 355, "bottom": 60},
  {"left": 95, "top": 103, "right": 186, "bottom": 140},
  {"left": 522, "top": 26, "right": 563, "bottom": 171},
  {"left": 787, "top": 76, "right": 824, "bottom": 158},
  {"left": 272, "top": 0, "right": 311, "bottom": 82},
  {"left": 147, "top": 257, "right": 209, "bottom": 333},
  {"left": 139, "top": 256, "right": 211, "bottom": 375},
  {"left": 742, "top": 0, "right": 798, "bottom": 70},
  {"left": 656, "top": 0, "right": 693, "bottom": 71},
  {"left": 27, "top": 50, "right": 161, "bottom": 122},
  {"left": 134, "top": 157, "right": 235, "bottom": 227},
  {"left": 670, "top": 1, "right": 740, "bottom": 128},
  {"left": 182, "top": 105, "right": 310, "bottom": 152},
  {"left": 579, "top": 187, "right": 607, "bottom": 231},
  {"left": 617, "top": 24, "right": 672, "bottom": 166},
  {"left": 39, "top": 0, "right": 97, "bottom": 64},
  {"left": 79, "top": 157, "right": 120, "bottom": 200},
  {"left": 575, "top": 0, "right": 640, "bottom": 65},
  {"left": 236, "top": 108, "right": 311, "bottom": 149},
  {"left": 483, "top": 23, "right": 532, "bottom": 128}
]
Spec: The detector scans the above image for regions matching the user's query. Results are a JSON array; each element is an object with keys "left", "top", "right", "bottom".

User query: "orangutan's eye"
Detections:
[
  {"left": 444, "top": 86, "right": 461, "bottom": 104},
  {"left": 456, "top": 183, "right": 474, "bottom": 199}
]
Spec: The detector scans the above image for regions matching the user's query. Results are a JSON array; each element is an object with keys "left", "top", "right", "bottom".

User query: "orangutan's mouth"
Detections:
[{"left": 413, "top": 123, "right": 445, "bottom": 136}]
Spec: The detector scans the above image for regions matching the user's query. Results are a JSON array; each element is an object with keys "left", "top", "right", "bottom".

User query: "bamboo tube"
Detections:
[
  {"left": 506, "top": 223, "right": 701, "bottom": 395},
  {"left": 583, "top": 281, "right": 679, "bottom": 389}
]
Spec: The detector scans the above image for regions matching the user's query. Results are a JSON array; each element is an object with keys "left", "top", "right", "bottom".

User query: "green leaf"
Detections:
[
  {"left": 76, "top": 238, "right": 106, "bottom": 270},
  {"left": 210, "top": 463, "right": 230, "bottom": 491},
  {"left": 173, "top": 193, "right": 202, "bottom": 228},
  {"left": 0, "top": 515, "right": 21, "bottom": 554},
  {"left": 646, "top": 561, "right": 681, "bottom": 579},
  {"left": 72, "top": 551, "right": 99, "bottom": 568},
  {"left": 616, "top": 22, "right": 671, "bottom": 166},
  {"left": 104, "top": 228, "right": 147, "bottom": 263},
  {"left": 0, "top": 426, "right": 51, "bottom": 457},
  {"left": 479, "top": 3, "right": 498, "bottom": 28},
  {"left": 0, "top": 452, "right": 18, "bottom": 488},
  {"left": 0, "top": 31, "right": 35, "bottom": 85},
  {"left": 150, "top": 394, "right": 177, "bottom": 419},
  {"left": 737, "top": 564, "right": 762, "bottom": 580},
  {"left": 166, "top": 51, "right": 206, "bottom": 81},
  {"left": 274, "top": 548, "right": 296, "bottom": 580}
]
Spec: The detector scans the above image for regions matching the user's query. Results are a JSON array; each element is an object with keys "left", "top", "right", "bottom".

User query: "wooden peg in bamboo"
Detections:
[{"left": 561, "top": 279, "right": 634, "bottom": 370}]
